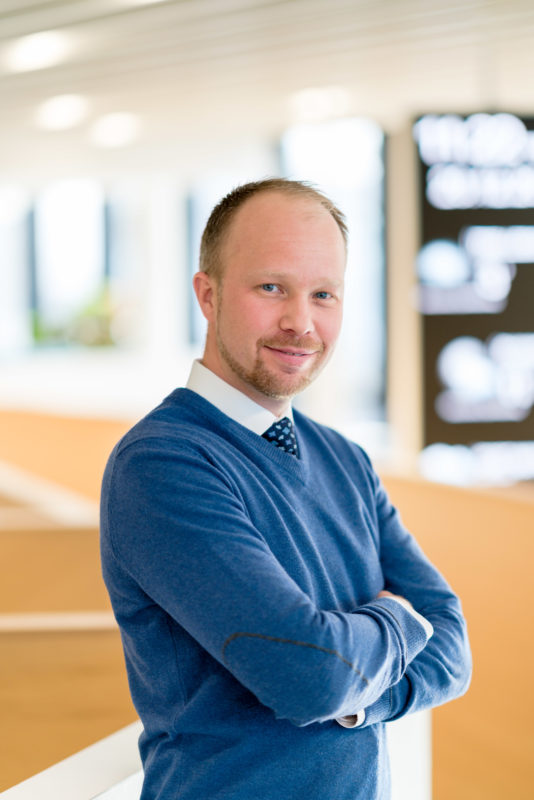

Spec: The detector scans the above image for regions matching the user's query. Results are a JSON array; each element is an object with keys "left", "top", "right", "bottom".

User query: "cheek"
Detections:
[
  {"left": 318, "top": 312, "right": 343, "bottom": 347},
  {"left": 219, "top": 297, "right": 266, "bottom": 346},
  {"left": 237, "top": 300, "right": 276, "bottom": 336}
]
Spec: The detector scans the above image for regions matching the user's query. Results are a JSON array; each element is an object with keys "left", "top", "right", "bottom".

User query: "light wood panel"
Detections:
[
  {"left": 0, "top": 492, "right": 22, "bottom": 507},
  {"left": 0, "top": 625, "right": 137, "bottom": 792},
  {"left": 0, "top": 414, "right": 136, "bottom": 791},
  {"left": 0, "top": 526, "right": 110, "bottom": 612},
  {"left": 382, "top": 474, "right": 534, "bottom": 800},
  {"left": 0, "top": 411, "right": 132, "bottom": 502},
  {"left": 0, "top": 722, "right": 143, "bottom": 800}
]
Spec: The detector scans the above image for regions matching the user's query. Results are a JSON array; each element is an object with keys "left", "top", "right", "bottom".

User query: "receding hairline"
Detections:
[
  {"left": 199, "top": 179, "right": 348, "bottom": 281},
  {"left": 225, "top": 187, "right": 344, "bottom": 241}
]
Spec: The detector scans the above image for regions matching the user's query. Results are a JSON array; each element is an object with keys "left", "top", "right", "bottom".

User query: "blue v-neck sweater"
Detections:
[{"left": 100, "top": 389, "right": 471, "bottom": 800}]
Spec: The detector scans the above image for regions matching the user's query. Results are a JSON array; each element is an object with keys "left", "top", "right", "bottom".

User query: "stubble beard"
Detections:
[{"left": 215, "top": 324, "right": 326, "bottom": 401}]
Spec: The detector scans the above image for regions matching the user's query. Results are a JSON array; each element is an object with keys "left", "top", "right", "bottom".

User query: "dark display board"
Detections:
[{"left": 413, "top": 113, "right": 534, "bottom": 481}]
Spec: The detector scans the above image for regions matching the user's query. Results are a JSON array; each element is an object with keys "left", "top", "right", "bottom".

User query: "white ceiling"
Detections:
[{"left": 1, "top": 0, "right": 534, "bottom": 177}]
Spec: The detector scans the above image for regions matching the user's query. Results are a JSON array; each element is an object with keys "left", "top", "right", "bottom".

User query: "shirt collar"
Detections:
[{"left": 186, "top": 360, "right": 293, "bottom": 436}]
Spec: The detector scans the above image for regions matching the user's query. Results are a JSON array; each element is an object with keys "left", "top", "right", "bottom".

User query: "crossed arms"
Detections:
[{"left": 105, "top": 438, "right": 472, "bottom": 728}]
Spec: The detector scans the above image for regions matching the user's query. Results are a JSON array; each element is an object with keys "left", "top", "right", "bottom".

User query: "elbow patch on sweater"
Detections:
[
  {"left": 221, "top": 631, "right": 371, "bottom": 723},
  {"left": 222, "top": 631, "right": 370, "bottom": 683}
]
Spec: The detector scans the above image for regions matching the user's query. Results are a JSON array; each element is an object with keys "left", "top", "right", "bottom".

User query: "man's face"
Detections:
[{"left": 199, "top": 191, "right": 346, "bottom": 414}]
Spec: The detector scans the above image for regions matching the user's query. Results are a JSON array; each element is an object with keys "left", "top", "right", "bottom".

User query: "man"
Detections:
[{"left": 100, "top": 178, "right": 471, "bottom": 800}]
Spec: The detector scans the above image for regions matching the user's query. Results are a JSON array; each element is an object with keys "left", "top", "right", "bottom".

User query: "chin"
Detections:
[{"left": 254, "top": 373, "right": 315, "bottom": 400}]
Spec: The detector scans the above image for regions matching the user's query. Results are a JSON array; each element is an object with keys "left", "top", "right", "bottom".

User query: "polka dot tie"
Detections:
[{"left": 261, "top": 417, "right": 299, "bottom": 457}]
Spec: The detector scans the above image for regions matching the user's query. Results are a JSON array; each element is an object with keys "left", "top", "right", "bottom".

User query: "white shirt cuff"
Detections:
[{"left": 336, "top": 709, "right": 366, "bottom": 728}]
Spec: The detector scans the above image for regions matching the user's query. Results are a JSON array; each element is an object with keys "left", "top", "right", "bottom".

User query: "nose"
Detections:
[{"left": 279, "top": 295, "right": 314, "bottom": 336}]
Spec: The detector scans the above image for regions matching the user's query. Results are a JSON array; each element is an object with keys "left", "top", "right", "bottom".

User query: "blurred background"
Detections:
[{"left": 1, "top": 1, "right": 533, "bottom": 798}]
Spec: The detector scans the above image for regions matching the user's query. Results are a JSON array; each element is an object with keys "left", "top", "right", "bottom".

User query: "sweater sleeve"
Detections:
[
  {"left": 105, "top": 438, "right": 432, "bottom": 727},
  {"left": 357, "top": 464, "right": 472, "bottom": 727}
]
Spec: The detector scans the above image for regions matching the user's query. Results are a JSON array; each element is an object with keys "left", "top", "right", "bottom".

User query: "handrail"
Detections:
[
  {"left": 0, "top": 611, "right": 117, "bottom": 633},
  {"left": 0, "top": 722, "right": 143, "bottom": 800},
  {"left": 0, "top": 459, "right": 98, "bottom": 526}
]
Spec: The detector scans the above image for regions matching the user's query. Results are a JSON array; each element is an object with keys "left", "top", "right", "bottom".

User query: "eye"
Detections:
[
  {"left": 261, "top": 283, "right": 279, "bottom": 293},
  {"left": 315, "top": 291, "right": 334, "bottom": 301}
]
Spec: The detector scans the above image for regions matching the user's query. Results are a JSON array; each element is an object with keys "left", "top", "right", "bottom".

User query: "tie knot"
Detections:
[{"left": 261, "top": 417, "right": 298, "bottom": 457}]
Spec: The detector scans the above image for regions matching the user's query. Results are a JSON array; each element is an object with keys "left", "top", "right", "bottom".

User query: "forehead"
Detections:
[
  {"left": 228, "top": 190, "right": 332, "bottom": 232},
  {"left": 221, "top": 191, "right": 346, "bottom": 263}
]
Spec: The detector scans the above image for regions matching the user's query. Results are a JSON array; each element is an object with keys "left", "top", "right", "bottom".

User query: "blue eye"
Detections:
[
  {"left": 315, "top": 291, "right": 332, "bottom": 300},
  {"left": 262, "top": 284, "right": 277, "bottom": 292}
]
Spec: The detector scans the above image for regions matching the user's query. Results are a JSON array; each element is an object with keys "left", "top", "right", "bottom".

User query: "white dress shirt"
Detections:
[{"left": 186, "top": 359, "right": 293, "bottom": 434}]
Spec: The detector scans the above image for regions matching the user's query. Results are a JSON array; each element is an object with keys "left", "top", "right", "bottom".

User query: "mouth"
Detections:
[
  {"left": 268, "top": 347, "right": 317, "bottom": 357},
  {"left": 263, "top": 345, "right": 321, "bottom": 367}
]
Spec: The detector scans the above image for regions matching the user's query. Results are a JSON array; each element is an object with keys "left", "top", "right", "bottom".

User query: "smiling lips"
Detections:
[
  {"left": 263, "top": 343, "right": 323, "bottom": 368},
  {"left": 268, "top": 347, "right": 316, "bottom": 357}
]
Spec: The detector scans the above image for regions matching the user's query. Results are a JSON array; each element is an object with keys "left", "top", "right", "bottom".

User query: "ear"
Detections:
[{"left": 193, "top": 271, "right": 218, "bottom": 323}]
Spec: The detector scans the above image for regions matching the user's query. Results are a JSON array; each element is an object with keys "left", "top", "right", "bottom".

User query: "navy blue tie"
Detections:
[{"left": 262, "top": 417, "right": 299, "bottom": 457}]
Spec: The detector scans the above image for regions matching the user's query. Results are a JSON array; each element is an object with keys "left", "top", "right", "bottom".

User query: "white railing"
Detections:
[{"left": 0, "top": 722, "right": 143, "bottom": 800}]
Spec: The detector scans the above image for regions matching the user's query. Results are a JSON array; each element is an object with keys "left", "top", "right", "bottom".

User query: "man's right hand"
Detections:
[
  {"left": 377, "top": 589, "right": 413, "bottom": 612},
  {"left": 377, "top": 590, "right": 434, "bottom": 638}
]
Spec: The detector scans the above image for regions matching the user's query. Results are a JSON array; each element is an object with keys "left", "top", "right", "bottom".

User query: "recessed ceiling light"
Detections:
[
  {"left": 288, "top": 86, "right": 352, "bottom": 123},
  {"left": 3, "top": 30, "right": 72, "bottom": 73},
  {"left": 35, "top": 94, "right": 89, "bottom": 131},
  {"left": 89, "top": 113, "right": 141, "bottom": 148}
]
